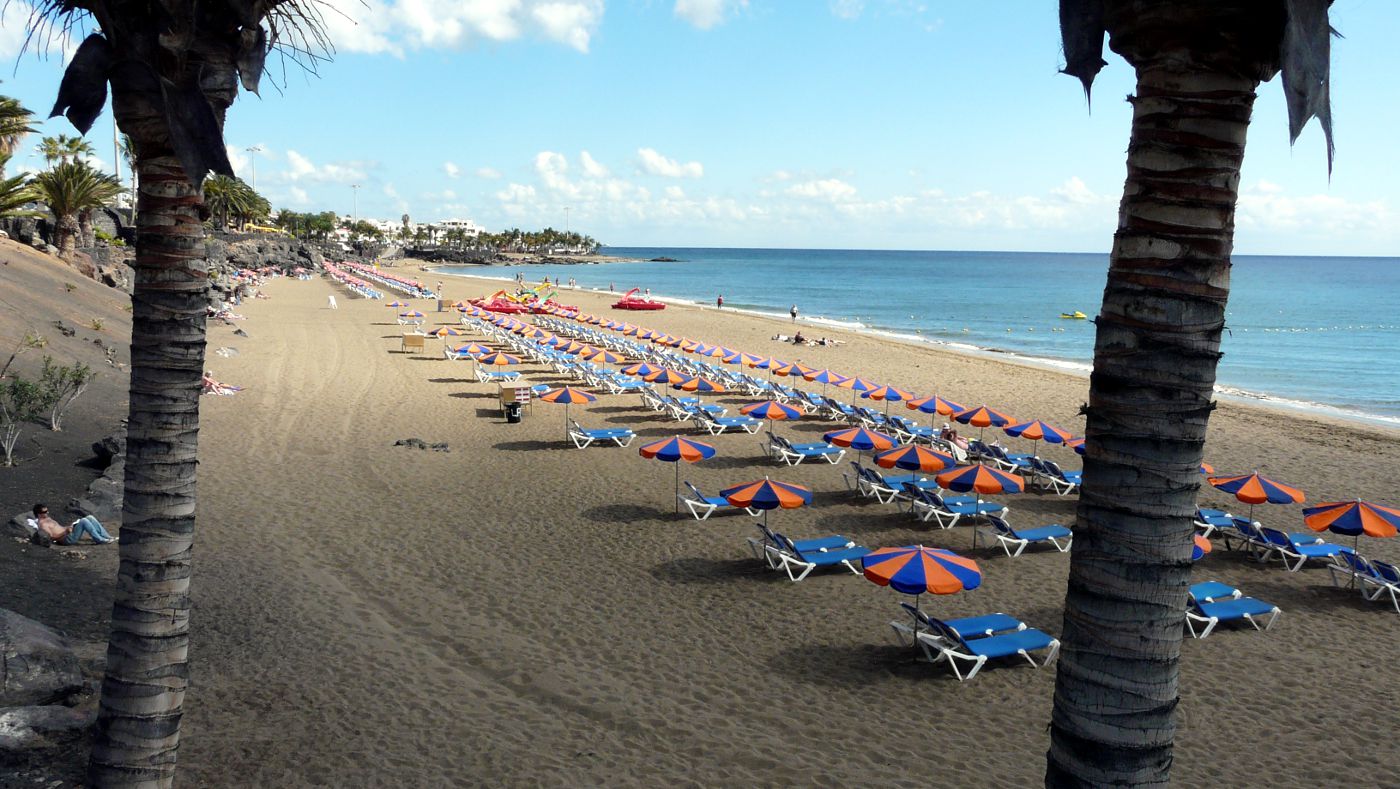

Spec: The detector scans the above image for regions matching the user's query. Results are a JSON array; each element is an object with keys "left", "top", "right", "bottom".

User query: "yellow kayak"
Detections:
[{"left": 1059, "top": 311, "right": 1087, "bottom": 319}]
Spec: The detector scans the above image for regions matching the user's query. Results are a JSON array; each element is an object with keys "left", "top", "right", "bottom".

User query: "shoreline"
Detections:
[{"left": 436, "top": 270, "right": 1400, "bottom": 435}]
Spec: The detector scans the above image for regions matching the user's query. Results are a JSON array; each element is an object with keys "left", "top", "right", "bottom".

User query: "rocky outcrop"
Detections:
[
  {"left": 0, "top": 610, "right": 83, "bottom": 708},
  {"left": 0, "top": 704, "right": 97, "bottom": 752},
  {"left": 71, "top": 430, "right": 126, "bottom": 525}
]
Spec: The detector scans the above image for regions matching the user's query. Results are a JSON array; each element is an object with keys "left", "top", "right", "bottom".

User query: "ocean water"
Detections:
[{"left": 438, "top": 248, "right": 1400, "bottom": 426}]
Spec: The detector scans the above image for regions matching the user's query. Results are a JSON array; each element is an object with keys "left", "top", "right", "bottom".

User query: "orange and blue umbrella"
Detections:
[
  {"left": 675, "top": 376, "right": 725, "bottom": 394},
  {"left": 875, "top": 444, "right": 957, "bottom": 474},
  {"left": 862, "top": 545, "right": 982, "bottom": 596},
  {"left": 742, "top": 400, "right": 802, "bottom": 436},
  {"left": 644, "top": 368, "right": 689, "bottom": 386},
  {"left": 449, "top": 342, "right": 492, "bottom": 356},
  {"left": 582, "top": 348, "right": 625, "bottom": 366},
  {"left": 640, "top": 436, "right": 717, "bottom": 515},
  {"left": 936, "top": 464, "right": 1025, "bottom": 495},
  {"left": 623, "top": 362, "right": 663, "bottom": 377},
  {"left": 1192, "top": 534, "right": 1212, "bottom": 562},
  {"left": 823, "top": 427, "right": 896, "bottom": 453},
  {"left": 399, "top": 310, "right": 425, "bottom": 319},
  {"left": 953, "top": 405, "right": 1013, "bottom": 428},
  {"left": 387, "top": 300, "right": 409, "bottom": 308},
  {"left": 862, "top": 385, "right": 913, "bottom": 415},
  {"left": 1303, "top": 500, "right": 1400, "bottom": 539},
  {"left": 953, "top": 405, "right": 1014, "bottom": 441},
  {"left": 476, "top": 351, "right": 521, "bottom": 366},
  {"left": 540, "top": 386, "right": 597, "bottom": 439},
  {"left": 429, "top": 326, "right": 465, "bottom": 338},
  {"left": 907, "top": 395, "right": 964, "bottom": 417},
  {"left": 1003, "top": 419, "right": 1073, "bottom": 454},
  {"left": 773, "top": 361, "right": 815, "bottom": 377},
  {"left": 742, "top": 400, "right": 802, "bottom": 420},
  {"left": 721, "top": 477, "right": 812, "bottom": 527},
  {"left": 1209, "top": 471, "right": 1305, "bottom": 522},
  {"left": 1208, "top": 471, "right": 1305, "bottom": 505},
  {"left": 803, "top": 368, "right": 847, "bottom": 396},
  {"left": 837, "top": 376, "right": 879, "bottom": 402}
]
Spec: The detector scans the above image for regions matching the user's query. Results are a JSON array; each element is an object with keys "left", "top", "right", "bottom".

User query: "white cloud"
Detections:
[
  {"left": 1049, "top": 176, "right": 1102, "bottom": 205},
  {"left": 1237, "top": 183, "right": 1395, "bottom": 238},
  {"left": 288, "top": 187, "right": 311, "bottom": 206},
  {"left": 443, "top": 161, "right": 461, "bottom": 178},
  {"left": 283, "top": 150, "right": 368, "bottom": 184},
  {"left": 830, "top": 0, "right": 865, "bottom": 20},
  {"left": 580, "top": 151, "right": 609, "bottom": 178},
  {"left": 786, "top": 178, "right": 857, "bottom": 201},
  {"left": 476, "top": 167, "right": 503, "bottom": 179},
  {"left": 637, "top": 147, "right": 703, "bottom": 178},
  {"left": 320, "top": 0, "right": 603, "bottom": 55},
  {"left": 497, "top": 183, "right": 538, "bottom": 202},
  {"left": 674, "top": 0, "right": 747, "bottom": 30},
  {"left": 0, "top": 2, "right": 78, "bottom": 61}
]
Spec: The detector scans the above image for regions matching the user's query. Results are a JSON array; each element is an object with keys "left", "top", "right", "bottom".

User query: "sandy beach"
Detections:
[{"left": 103, "top": 273, "right": 1400, "bottom": 785}]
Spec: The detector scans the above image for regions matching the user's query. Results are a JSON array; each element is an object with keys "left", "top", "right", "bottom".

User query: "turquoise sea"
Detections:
[{"left": 439, "top": 248, "right": 1400, "bottom": 426}]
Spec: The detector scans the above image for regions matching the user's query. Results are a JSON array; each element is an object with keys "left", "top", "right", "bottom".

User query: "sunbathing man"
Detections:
[
  {"left": 28, "top": 503, "right": 115, "bottom": 545},
  {"left": 793, "top": 331, "right": 806, "bottom": 345}
]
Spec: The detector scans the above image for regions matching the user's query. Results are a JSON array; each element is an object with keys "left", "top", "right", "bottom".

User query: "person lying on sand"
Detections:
[
  {"left": 202, "top": 372, "right": 245, "bottom": 396},
  {"left": 27, "top": 503, "right": 115, "bottom": 545},
  {"left": 793, "top": 332, "right": 806, "bottom": 345}
]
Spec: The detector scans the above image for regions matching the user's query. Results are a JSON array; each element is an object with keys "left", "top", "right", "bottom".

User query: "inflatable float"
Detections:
[
  {"left": 471, "top": 290, "right": 531, "bottom": 313},
  {"left": 612, "top": 288, "right": 666, "bottom": 311}
]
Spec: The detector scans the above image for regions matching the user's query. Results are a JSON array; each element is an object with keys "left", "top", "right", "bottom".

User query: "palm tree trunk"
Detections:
[
  {"left": 87, "top": 143, "right": 211, "bottom": 789},
  {"left": 55, "top": 214, "right": 79, "bottom": 259},
  {"left": 1045, "top": 66, "right": 1258, "bottom": 787},
  {"left": 79, "top": 209, "right": 95, "bottom": 248}
]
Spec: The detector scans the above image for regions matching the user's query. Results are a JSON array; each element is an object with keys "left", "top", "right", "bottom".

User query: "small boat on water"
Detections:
[
  {"left": 1060, "top": 311, "right": 1087, "bottom": 320},
  {"left": 613, "top": 287, "right": 666, "bottom": 311}
]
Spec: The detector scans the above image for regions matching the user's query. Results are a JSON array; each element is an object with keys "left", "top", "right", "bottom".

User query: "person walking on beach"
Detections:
[
  {"left": 716, "top": 294, "right": 724, "bottom": 309},
  {"left": 790, "top": 304, "right": 798, "bottom": 322},
  {"left": 327, "top": 294, "right": 338, "bottom": 310}
]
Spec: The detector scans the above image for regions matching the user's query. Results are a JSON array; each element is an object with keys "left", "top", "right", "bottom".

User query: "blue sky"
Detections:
[{"left": 1, "top": 0, "right": 1396, "bottom": 254}]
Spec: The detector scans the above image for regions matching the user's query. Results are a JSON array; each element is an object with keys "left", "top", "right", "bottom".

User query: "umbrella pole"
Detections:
[{"left": 675, "top": 462, "right": 680, "bottom": 516}]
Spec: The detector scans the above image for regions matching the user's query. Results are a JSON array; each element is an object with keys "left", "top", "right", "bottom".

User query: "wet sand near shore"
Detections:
[{"left": 178, "top": 274, "right": 1400, "bottom": 786}]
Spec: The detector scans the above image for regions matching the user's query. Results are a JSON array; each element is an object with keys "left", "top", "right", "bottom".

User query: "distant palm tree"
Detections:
[
  {"left": 203, "top": 174, "right": 269, "bottom": 229},
  {"left": 119, "top": 132, "right": 137, "bottom": 222},
  {"left": 0, "top": 93, "right": 36, "bottom": 176},
  {"left": 1046, "top": 2, "right": 1334, "bottom": 786},
  {"left": 30, "top": 161, "right": 121, "bottom": 258},
  {"left": 38, "top": 133, "right": 96, "bottom": 167},
  {"left": 0, "top": 153, "right": 41, "bottom": 219},
  {"left": 35, "top": 6, "right": 325, "bottom": 782}
]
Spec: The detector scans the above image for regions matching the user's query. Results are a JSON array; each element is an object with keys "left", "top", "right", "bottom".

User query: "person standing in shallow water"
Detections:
[
  {"left": 790, "top": 304, "right": 798, "bottom": 322},
  {"left": 716, "top": 295, "right": 724, "bottom": 309}
]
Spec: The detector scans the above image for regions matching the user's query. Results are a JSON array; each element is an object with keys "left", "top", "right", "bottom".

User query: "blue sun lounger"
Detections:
[
  {"left": 1185, "top": 582, "right": 1281, "bottom": 638},
  {"left": 1255, "top": 526, "right": 1352, "bottom": 571},
  {"left": 746, "top": 522, "right": 854, "bottom": 565},
  {"left": 767, "top": 532, "right": 872, "bottom": 582},
  {"left": 567, "top": 420, "right": 636, "bottom": 449},
  {"left": 680, "top": 481, "right": 760, "bottom": 521},
  {"left": 765, "top": 433, "right": 846, "bottom": 466},
  {"left": 903, "top": 484, "right": 1006, "bottom": 528},
  {"left": 914, "top": 616, "right": 1060, "bottom": 681},
  {"left": 974, "top": 515, "right": 1072, "bottom": 557},
  {"left": 888, "top": 601, "right": 1026, "bottom": 647}
]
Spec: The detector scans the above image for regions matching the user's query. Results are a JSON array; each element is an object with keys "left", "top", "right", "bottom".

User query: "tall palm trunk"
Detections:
[
  {"left": 87, "top": 65, "right": 231, "bottom": 789},
  {"left": 1045, "top": 53, "right": 1263, "bottom": 789}
]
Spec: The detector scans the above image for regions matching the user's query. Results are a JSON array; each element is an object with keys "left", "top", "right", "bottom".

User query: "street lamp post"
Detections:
[
  {"left": 564, "top": 206, "right": 570, "bottom": 252},
  {"left": 245, "top": 145, "right": 263, "bottom": 190},
  {"left": 351, "top": 183, "right": 360, "bottom": 223}
]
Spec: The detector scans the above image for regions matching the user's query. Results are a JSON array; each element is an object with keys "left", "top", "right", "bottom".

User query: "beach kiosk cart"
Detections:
[{"left": 499, "top": 383, "right": 532, "bottom": 422}]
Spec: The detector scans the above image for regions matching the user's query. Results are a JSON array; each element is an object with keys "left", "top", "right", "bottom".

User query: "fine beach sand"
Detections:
[{"left": 172, "top": 273, "right": 1400, "bottom": 787}]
